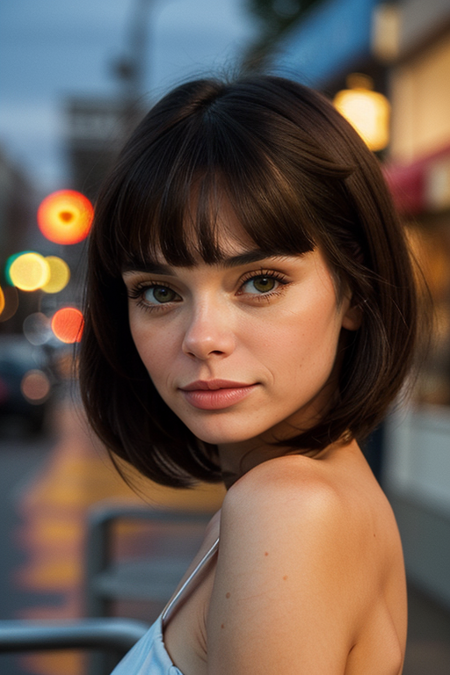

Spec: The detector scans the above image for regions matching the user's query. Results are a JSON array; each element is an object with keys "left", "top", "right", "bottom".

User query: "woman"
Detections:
[{"left": 80, "top": 75, "right": 424, "bottom": 674}]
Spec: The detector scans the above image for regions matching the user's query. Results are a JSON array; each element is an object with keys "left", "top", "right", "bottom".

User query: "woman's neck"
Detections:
[
  {"left": 217, "top": 439, "right": 286, "bottom": 489},
  {"left": 217, "top": 435, "right": 355, "bottom": 490}
]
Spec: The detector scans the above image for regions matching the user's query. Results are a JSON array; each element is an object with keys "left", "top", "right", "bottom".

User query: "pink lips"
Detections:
[{"left": 180, "top": 379, "right": 257, "bottom": 410}]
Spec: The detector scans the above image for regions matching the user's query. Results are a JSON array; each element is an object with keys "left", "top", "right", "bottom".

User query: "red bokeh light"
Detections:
[
  {"left": 37, "top": 190, "right": 94, "bottom": 244},
  {"left": 51, "top": 307, "right": 84, "bottom": 344}
]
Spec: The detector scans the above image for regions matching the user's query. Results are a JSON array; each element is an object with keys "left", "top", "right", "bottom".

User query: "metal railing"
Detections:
[{"left": 0, "top": 617, "right": 149, "bottom": 659}]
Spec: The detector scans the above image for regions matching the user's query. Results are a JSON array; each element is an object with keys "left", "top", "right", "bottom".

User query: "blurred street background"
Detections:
[{"left": 1, "top": 0, "right": 450, "bottom": 673}]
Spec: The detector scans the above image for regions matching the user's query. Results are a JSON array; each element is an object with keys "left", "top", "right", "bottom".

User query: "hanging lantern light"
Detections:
[{"left": 333, "top": 74, "right": 390, "bottom": 152}]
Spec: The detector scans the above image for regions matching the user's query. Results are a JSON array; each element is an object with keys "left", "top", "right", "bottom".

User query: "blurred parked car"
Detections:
[{"left": 0, "top": 335, "right": 54, "bottom": 435}]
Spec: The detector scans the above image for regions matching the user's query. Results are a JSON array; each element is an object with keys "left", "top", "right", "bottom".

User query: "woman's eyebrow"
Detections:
[
  {"left": 221, "top": 249, "right": 278, "bottom": 267},
  {"left": 122, "top": 249, "right": 283, "bottom": 275},
  {"left": 122, "top": 260, "right": 174, "bottom": 275}
]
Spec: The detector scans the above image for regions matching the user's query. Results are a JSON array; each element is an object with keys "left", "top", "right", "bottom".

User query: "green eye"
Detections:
[
  {"left": 247, "top": 277, "right": 277, "bottom": 294},
  {"left": 144, "top": 286, "right": 178, "bottom": 304}
]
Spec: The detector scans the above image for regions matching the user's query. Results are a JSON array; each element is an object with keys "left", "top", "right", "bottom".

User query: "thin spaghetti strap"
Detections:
[{"left": 162, "top": 536, "right": 219, "bottom": 628}]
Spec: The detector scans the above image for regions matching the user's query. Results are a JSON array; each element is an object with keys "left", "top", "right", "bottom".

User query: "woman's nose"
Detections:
[{"left": 181, "top": 304, "right": 236, "bottom": 360}]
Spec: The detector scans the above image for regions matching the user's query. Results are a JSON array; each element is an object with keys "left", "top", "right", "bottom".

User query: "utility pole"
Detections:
[{"left": 112, "top": 0, "right": 154, "bottom": 132}]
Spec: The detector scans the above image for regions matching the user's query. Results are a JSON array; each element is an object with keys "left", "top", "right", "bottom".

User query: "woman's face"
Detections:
[{"left": 122, "top": 211, "right": 359, "bottom": 450}]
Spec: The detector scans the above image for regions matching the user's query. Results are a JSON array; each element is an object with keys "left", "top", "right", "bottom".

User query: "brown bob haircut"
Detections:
[{"left": 79, "top": 74, "right": 422, "bottom": 488}]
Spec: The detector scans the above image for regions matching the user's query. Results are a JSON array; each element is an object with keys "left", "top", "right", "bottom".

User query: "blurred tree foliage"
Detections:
[{"left": 242, "top": 0, "right": 322, "bottom": 71}]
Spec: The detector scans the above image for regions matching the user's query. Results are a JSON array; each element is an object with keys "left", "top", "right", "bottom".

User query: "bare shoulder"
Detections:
[
  {"left": 220, "top": 447, "right": 399, "bottom": 549},
  {"left": 206, "top": 450, "right": 403, "bottom": 673},
  {"left": 218, "top": 453, "right": 360, "bottom": 594},
  {"left": 220, "top": 453, "right": 354, "bottom": 544}
]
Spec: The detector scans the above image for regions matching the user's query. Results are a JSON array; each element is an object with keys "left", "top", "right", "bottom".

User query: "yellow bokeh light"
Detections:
[
  {"left": 5, "top": 251, "right": 32, "bottom": 285},
  {"left": 333, "top": 75, "right": 390, "bottom": 152},
  {"left": 42, "top": 256, "right": 71, "bottom": 294},
  {"left": 0, "top": 287, "right": 5, "bottom": 315},
  {"left": 9, "top": 252, "right": 51, "bottom": 291}
]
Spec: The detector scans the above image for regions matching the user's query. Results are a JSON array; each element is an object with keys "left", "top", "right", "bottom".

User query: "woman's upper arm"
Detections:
[{"left": 206, "top": 462, "right": 364, "bottom": 675}]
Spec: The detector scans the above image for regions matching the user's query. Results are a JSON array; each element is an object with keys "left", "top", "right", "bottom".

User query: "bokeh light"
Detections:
[
  {"left": 37, "top": 190, "right": 94, "bottom": 244},
  {"left": 51, "top": 307, "right": 84, "bottom": 343},
  {"left": 0, "top": 286, "right": 19, "bottom": 322},
  {"left": 0, "top": 287, "right": 5, "bottom": 315},
  {"left": 9, "top": 252, "right": 51, "bottom": 291},
  {"left": 23, "top": 312, "right": 52, "bottom": 345},
  {"left": 333, "top": 75, "right": 390, "bottom": 152},
  {"left": 5, "top": 251, "right": 33, "bottom": 285},
  {"left": 41, "top": 256, "right": 71, "bottom": 294},
  {"left": 21, "top": 369, "right": 51, "bottom": 404}
]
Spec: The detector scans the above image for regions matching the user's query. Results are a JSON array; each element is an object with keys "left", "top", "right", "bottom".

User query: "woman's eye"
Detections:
[
  {"left": 243, "top": 276, "right": 278, "bottom": 294},
  {"left": 143, "top": 286, "right": 179, "bottom": 304}
]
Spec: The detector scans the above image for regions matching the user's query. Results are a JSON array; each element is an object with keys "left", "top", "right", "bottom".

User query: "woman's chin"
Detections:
[{"left": 188, "top": 423, "right": 259, "bottom": 447}]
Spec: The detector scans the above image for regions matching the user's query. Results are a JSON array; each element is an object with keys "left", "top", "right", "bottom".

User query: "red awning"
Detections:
[{"left": 383, "top": 142, "right": 450, "bottom": 215}]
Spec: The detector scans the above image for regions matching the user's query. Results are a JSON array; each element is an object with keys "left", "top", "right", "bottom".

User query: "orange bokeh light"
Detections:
[
  {"left": 0, "top": 286, "right": 19, "bottom": 322},
  {"left": 37, "top": 190, "right": 94, "bottom": 244},
  {"left": 51, "top": 307, "right": 84, "bottom": 344}
]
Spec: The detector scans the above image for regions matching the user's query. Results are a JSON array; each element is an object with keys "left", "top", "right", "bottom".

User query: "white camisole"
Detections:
[{"left": 110, "top": 536, "right": 220, "bottom": 675}]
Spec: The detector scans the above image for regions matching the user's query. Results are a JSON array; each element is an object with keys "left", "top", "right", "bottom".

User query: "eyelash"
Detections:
[
  {"left": 127, "top": 269, "right": 289, "bottom": 313},
  {"left": 127, "top": 282, "right": 177, "bottom": 313},
  {"left": 238, "top": 269, "right": 288, "bottom": 299}
]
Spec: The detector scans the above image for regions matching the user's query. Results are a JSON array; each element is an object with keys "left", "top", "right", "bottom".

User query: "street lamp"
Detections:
[{"left": 333, "top": 74, "right": 390, "bottom": 152}]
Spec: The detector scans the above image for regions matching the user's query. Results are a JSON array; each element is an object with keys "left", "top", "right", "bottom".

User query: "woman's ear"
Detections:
[
  {"left": 342, "top": 304, "right": 362, "bottom": 330},
  {"left": 341, "top": 293, "right": 363, "bottom": 331}
]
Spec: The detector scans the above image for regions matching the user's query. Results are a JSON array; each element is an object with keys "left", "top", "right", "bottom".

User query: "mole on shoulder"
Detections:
[
  {"left": 225, "top": 592, "right": 231, "bottom": 599},
  {"left": 221, "top": 624, "right": 225, "bottom": 629},
  {"left": 264, "top": 551, "right": 269, "bottom": 556},
  {"left": 283, "top": 575, "right": 288, "bottom": 581}
]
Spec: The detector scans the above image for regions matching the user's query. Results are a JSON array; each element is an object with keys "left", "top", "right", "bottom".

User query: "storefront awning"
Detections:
[{"left": 383, "top": 143, "right": 450, "bottom": 216}]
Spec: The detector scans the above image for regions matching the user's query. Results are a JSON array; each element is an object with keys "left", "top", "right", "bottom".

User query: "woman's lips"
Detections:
[{"left": 180, "top": 380, "right": 258, "bottom": 410}]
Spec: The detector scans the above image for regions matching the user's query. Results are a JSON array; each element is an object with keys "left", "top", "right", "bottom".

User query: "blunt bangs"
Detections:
[{"left": 94, "top": 77, "right": 363, "bottom": 278}]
